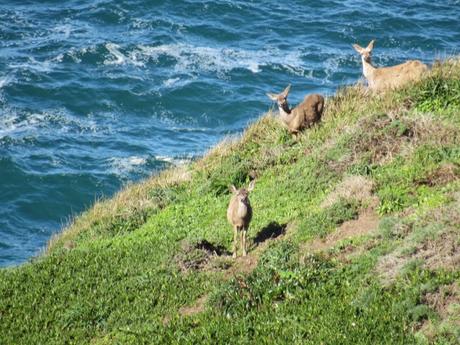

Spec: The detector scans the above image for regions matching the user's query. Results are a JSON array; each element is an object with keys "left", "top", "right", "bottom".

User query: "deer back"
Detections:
[
  {"left": 372, "top": 60, "right": 428, "bottom": 91},
  {"left": 290, "top": 94, "right": 324, "bottom": 131}
]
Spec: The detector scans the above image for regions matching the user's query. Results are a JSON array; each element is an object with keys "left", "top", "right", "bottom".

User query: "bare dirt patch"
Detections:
[
  {"left": 174, "top": 239, "right": 230, "bottom": 273},
  {"left": 305, "top": 209, "right": 380, "bottom": 254},
  {"left": 178, "top": 294, "right": 209, "bottom": 318},
  {"left": 223, "top": 255, "right": 260, "bottom": 279}
]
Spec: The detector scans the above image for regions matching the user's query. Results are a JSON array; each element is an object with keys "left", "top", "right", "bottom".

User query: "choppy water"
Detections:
[{"left": 0, "top": 0, "right": 458, "bottom": 266}]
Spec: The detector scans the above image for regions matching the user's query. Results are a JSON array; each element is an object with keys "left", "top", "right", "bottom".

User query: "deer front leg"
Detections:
[
  {"left": 232, "top": 226, "right": 238, "bottom": 258},
  {"left": 242, "top": 229, "right": 247, "bottom": 257}
]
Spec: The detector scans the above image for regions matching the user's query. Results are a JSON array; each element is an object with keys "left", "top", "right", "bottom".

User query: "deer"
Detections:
[
  {"left": 227, "top": 180, "right": 255, "bottom": 258},
  {"left": 267, "top": 85, "right": 324, "bottom": 137},
  {"left": 352, "top": 40, "right": 428, "bottom": 92}
]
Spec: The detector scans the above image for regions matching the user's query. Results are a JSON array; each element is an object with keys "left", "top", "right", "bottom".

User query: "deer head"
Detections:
[
  {"left": 229, "top": 180, "right": 255, "bottom": 206},
  {"left": 266, "top": 85, "right": 291, "bottom": 112},
  {"left": 352, "top": 40, "right": 375, "bottom": 63}
]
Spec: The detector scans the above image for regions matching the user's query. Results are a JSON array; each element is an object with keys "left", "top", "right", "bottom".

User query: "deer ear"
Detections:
[
  {"left": 282, "top": 84, "right": 291, "bottom": 97},
  {"left": 229, "top": 185, "right": 237, "bottom": 193},
  {"left": 247, "top": 180, "right": 255, "bottom": 192},
  {"left": 366, "top": 40, "right": 375, "bottom": 51},
  {"left": 352, "top": 44, "right": 363, "bottom": 54},
  {"left": 266, "top": 93, "right": 278, "bottom": 101}
]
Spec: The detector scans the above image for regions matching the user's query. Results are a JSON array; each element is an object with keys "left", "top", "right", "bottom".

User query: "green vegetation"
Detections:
[{"left": 1, "top": 59, "right": 459, "bottom": 344}]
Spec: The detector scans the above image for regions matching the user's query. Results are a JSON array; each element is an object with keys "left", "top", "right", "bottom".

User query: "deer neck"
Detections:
[
  {"left": 278, "top": 102, "right": 295, "bottom": 123},
  {"left": 361, "top": 56, "right": 376, "bottom": 80}
]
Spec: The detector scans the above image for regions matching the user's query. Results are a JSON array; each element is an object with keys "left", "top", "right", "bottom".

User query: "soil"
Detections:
[{"left": 306, "top": 209, "right": 380, "bottom": 253}]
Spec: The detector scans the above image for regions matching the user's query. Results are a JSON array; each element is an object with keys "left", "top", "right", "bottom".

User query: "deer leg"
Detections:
[
  {"left": 232, "top": 226, "right": 238, "bottom": 258},
  {"left": 242, "top": 228, "right": 247, "bottom": 257}
]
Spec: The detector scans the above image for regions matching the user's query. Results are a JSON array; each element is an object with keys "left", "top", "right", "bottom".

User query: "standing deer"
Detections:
[
  {"left": 227, "top": 180, "right": 255, "bottom": 258},
  {"left": 352, "top": 40, "right": 428, "bottom": 92},
  {"left": 267, "top": 85, "right": 324, "bottom": 137}
]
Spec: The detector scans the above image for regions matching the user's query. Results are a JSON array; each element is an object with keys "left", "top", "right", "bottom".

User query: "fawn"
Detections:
[
  {"left": 267, "top": 85, "right": 324, "bottom": 137},
  {"left": 227, "top": 180, "right": 255, "bottom": 258},
  {"left": 352, "top": 40, "right": 428, "bottom": 92}
]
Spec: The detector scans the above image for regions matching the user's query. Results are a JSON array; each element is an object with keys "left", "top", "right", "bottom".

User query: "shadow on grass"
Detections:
[
  {"left": 253, "top": 221, "right": 287, "bottom": 246},
  {"left": 194, "top": 240, "right": 231, "bottom": 256}
]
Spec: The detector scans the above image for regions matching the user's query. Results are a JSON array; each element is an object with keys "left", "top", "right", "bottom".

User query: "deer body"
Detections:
[
  {"left": 227, "top": 181, "right": 254, "bottom": 258},
  {"left": 267, "top": 85, "right": 324, "bottom": 135},
  {"left": 354, "top": 40, "right": 428, "bottom": 92}
]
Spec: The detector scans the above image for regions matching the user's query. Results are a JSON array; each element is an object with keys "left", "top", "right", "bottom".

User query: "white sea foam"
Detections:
[
  {"left": 155, "top": 155, "right": 190, "bottom": 166},
  {"left": 169, "top": 126, "right": 210, "bottom": 133},
  {"left": 0, "top": 109, "right": 99, "bottom": 139},
  {"left": 66, "top": 45, "right": 95, "bottom": 63},
  {"left": 8, "top": 55, "right": 62, "bottom": 74},
  {"left": 0, "top": 74, "right": 14, "bottom": 89},
  {"left": 163, "top": 77, "right": 180, "bottom": 87},
  {"left": 104, "top": 43, "right": 144, "bottom": 67},
  {"left": 107, "top": 154, "right": 190, "bottom": 177},
  {"left": 116, "top": 43, "right": 309, "bottom": 77},
  {"left": 108, "top": 156, "right": 147, "bottom": 176},
  {"left": 51, "top": 24, "right": 73, "bottom": 40}
]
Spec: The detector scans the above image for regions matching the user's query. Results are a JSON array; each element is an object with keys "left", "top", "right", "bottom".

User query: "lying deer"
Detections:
[
  {"left": 267, "top": 85, "right": 324, "bottom": 137},
  {"left": 227, "top": 180, "right": 255, "bottom": 258},
  {"left": 352, "top": 40, "right": 428, "bottom": 92}
]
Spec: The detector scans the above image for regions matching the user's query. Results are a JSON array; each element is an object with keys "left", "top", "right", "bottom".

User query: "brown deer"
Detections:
[
  {"left": 267, "top": 85, "right": 324, "bottom": 137},
  {"left": 227, "top": 180, "right": 255, "bottom": 258},
  {"left": 352, "top": 40, "right": 428, "bottom": 92}
]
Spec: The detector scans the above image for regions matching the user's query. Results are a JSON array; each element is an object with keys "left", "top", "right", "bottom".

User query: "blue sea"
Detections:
[{"left": 0, "top": 0, "right": 459, "bottom": 266}]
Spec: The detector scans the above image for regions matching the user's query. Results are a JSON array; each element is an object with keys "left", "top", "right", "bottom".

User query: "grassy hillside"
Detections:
[{"left": 1, "top": 59, "right": 459, "bottom": 344}]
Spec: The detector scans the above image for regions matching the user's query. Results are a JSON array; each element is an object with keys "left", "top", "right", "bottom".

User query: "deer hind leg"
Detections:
[
  {"left": 242, "top": 228, "right": 247, "bottom": 257},
  {"left": 232, "top": 226, "right": 239, "bottom": 258}
]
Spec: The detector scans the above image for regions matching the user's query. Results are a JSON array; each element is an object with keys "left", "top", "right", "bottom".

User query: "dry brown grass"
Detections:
[
  {"left": 413, "top": 230, "right": 460, "bottom": 271},
  {"left": 418, "top": 282, "right": 460, "bottom": 340},
  {"left": 416, "top": 163, "right": 460, "bottom": 187},
  {"left": 321, "top": 175, "right": 376, "bottom": 209},
  {"left": 377, "top": 234, "right": 460, "bottom": 286},
  {"left": 410, "top": 113, "right": 460, "bottom": 146},
  {"left": 375, "top": 252, "right": 410, "bottom": 286},
  {"left": 344, "top": 110, "right": 459, "bottom": 170},
  {"left": 423, "top": 282, "right": 460, "bottom": 322},
  {"left": 376, "top": 197, "right": 460, "bottom": 285},
  {"left": 324, "top": 83, "right": 371, "bottom": 120}
]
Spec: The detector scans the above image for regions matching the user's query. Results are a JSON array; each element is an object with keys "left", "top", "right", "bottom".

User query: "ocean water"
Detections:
[{"left": 0, "top": 0, "right": 459, "bottom": 266}]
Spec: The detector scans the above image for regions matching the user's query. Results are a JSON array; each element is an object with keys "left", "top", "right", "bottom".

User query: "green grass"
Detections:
[{"left": 1, "top": 59, "right": 459, "bottom": 344}]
